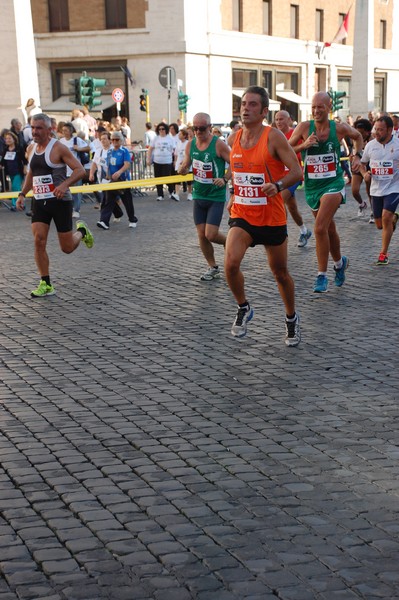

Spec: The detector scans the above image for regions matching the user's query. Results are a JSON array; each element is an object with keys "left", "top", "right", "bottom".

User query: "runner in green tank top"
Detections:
[
  {"left": 178, "top": 112, "right": 231, "bottom": 281},
  {"left": 189, "top": 135, "right": 227, "bottom": 203},
  {"left": 290, "top": 92, "right": 363, "bottom": 293},
  {"left": 303, "top": 119, "right": 345, "bottom": 211}
]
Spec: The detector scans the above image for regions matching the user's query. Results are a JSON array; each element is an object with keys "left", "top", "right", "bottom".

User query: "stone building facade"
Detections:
[{"left": 2, "top": 0, "right": 399, "bottom": 129}]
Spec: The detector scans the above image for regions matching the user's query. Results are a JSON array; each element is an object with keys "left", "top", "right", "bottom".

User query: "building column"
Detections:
[
  {"left": 0, "top": 0, "right": 40, "bottom": 126},
  {"left": 351, "top": 0, "right": 374, "bottom": 117}
]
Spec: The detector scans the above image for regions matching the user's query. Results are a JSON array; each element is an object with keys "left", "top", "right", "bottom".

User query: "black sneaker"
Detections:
[
  {"left": 97, "top": 221, "right": 109, "bottom": 230},
  {"left": 285, "top": 314, "right": 301, "bottom": 347}
]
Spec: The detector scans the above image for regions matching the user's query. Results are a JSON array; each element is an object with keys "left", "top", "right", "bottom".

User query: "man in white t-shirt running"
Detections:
[{"left": 359, "top": 115, "right": 399, "bottom": 265}]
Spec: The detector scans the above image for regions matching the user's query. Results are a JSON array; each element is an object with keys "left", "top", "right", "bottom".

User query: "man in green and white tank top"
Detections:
[
  {"left": 290, "top": 92, "right": 363, "bottom": 294},
  {"left": 178, "top": 112, "right": 231, "bottom": 281}
]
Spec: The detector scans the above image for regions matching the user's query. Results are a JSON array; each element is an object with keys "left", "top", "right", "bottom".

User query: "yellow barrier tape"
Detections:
[{"left": 0, "top": 174, "right": 194, "bottom": 200}]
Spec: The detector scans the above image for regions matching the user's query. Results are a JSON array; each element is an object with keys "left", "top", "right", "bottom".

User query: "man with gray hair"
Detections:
[
  {"left": 178, "top": 112, "right": 231, "bottom": 281},
  {"left": 10, "top": 118, "right": 26, "bottom": 150},
  {"left": 16, "top": 113, "right": 94, "bottom": 297}
]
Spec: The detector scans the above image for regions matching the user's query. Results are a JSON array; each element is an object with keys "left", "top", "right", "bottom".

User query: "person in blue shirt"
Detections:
[{"left": 96, "top": 131, "right": 138, "bottom": 230}]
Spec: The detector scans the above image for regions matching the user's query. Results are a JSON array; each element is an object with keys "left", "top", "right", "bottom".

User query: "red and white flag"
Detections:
[{"left": 324, "top": 10, "right": 350, "bottom": 47}]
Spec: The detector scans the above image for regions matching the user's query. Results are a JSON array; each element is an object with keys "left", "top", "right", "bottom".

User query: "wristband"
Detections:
[
  {"left": 18, "top": 192, "right": 25, "bottom": 197},
  {"left": 223, "top": 176, "right": 228, "bottom": 184}
]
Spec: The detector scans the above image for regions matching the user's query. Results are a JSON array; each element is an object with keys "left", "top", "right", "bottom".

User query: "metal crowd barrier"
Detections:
[
  {"left": 129, "top": 147, "right": 155, "bottom": 197},
  {"left": 0, "top": 166, "right": 13, "bottom": 209}
]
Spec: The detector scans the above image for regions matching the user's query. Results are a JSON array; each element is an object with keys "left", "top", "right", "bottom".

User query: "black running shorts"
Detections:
[{"left": 31, "top": 198, "right": 73, "bottom": 233}]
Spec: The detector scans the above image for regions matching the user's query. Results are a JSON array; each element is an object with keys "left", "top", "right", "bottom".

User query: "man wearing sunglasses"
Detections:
[
  {"left": 179, "top": 113, "right": 231, "bottom": 281},
  {"left": 226, "top": 86, "right": 302, "bottom": 346}
]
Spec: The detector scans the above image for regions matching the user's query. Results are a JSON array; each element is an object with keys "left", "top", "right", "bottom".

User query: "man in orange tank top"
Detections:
[{"left": 225, "top": 86, "right": 302, "bottom": 346}]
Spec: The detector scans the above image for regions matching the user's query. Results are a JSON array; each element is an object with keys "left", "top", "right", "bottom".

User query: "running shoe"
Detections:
[
  {"left": 31, "top": 280, "right": 55, "bottom": 298},
  {"left": 97, "top": 221, "right": 109, "bottom": 230},
  {"left": 231, "top": 305, "right": 254, "bottom": 338},
  {"left": 187, "top": 193, "right": 193, "bottom": 201},
  {"left": 297, "top": 229, "right": 312, "bottom": 248},
  {"left": 170, "top": 192, "right": 180, "bottom": 202},
  {"left": 285, "top": 314, "right": 301, "bottom": 347},
  {"left": 376, "top": 252, "right": 389, "bottom": 266},
  {"left": 76, "top": 220, "right": 94, "bottom": 248},
  {"left": 200, "top": 266, "right": 221, "bottom": 281},
  {"left": 157, "top": 196, "right": 164, "bottom": 201},
  {"left": 313, "top": 274, "right": 328, "bottom": 293},
  {"left": 128, "top": 222, "right": 137, "bottom": 228},
  {"left": 113, "top": 217, "right": 121, "bottom": 223},
  {"left": 369, "top": 214, "right": 375, "bottom": 224},
  {"left": 334, "top": 256, "right": 349, "bottom": 287},
  {"left": 357, "top": 201, "right": 367, "bottom": 217}
]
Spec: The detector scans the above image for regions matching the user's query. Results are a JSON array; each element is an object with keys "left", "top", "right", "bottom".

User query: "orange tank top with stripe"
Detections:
[{"left": 230, "top": 126, "right": 286, "bottom": 226}]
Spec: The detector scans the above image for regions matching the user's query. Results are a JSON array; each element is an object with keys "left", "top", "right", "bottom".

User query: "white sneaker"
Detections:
[
  {"left": 231, "top": 306, "right": 254, "bottom": 338},
  {"left": 72, "top": 211, "right": 80, "bottom": 218},
  {"left": 170, "top": 192, "right": 180, "bottom": 202},
  {"left": 187, "top": 193, "right": 193, "bottom": 201},
  {"left": 357, "top": 201, "right": 367, "bottom": 217},
  {"left": 369, "top": 214, "right": 375, "bottom": 224},
  {"left": 200, "top": 266, "right": 221, "bottom": 281},
  {"left": 96, "top": 221, "right": 109, "bottom": 230},
  {"left": 128, "top": 222, "right": 137, "bottom": 228},
  {"left": 157, "top": 196, "right": 164, "bottom": 201},
  {"left": 285, "top": 314, "right": 301, "bottom": 347},
  {"left": 113, "top": 217, "right": 121, "bottom": 222}
]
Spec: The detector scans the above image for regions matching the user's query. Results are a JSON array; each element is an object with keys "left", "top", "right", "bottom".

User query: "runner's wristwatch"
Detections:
[{"left": 275, "top": 180, "right": 284, "bottom": 192}]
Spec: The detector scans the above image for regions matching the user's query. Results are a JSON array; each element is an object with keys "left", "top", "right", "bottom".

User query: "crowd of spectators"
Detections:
[{"left": 0, "top": 106, "right": 237, "bottom": 208}]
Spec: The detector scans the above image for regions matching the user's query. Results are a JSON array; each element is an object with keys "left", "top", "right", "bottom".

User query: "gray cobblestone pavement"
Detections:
[{"left": 0, "top": 186, "right": 398, "bottom": 599}]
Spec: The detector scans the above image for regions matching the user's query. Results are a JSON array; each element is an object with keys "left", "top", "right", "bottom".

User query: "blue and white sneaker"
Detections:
[
  {"left": 297, "top": 229, "right": 312, "bottom": 247},
  {"left": 313, "top": 274, "right": 328, "bottom": 293},
  {"left": 334, "top": 256, "right": 349, "bottom": 287},
  {"left": 231, "top": 305, "right": 253, "bottom": 338}
]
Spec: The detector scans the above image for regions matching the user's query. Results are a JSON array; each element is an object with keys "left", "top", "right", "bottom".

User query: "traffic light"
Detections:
[
  {"left": 178, "top": 91, "right": 189, "bottom": 112},
  {"left": 69, "top": 78, "right": 80, "bottom": 104},
  {"left": 333, "top": 91, "right": 346, "bottom": 111},
  {"left": 328, "top": 89, "right": 347, "bottom": 112},
  {"left": 87, "top": 77, "right": 106, "bottom": 107},
  {"left": 69, "top": 72, "right": 107, "bottom": 107},
  {"left": 139, "top": 94, "right": 146, "bottom": 112},
  {"left": 79, "top": 75, "right": 92, "bottom": 105}
]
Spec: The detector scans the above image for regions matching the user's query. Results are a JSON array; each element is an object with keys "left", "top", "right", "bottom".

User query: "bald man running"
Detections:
[
  {"left": 289, "top": 92, "right": 363, "bottom": 293},
  {"left": 274, "top": 110, "right": 311, "bottom": 247}
]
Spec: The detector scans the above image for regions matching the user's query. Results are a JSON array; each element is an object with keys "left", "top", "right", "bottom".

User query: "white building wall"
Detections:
[
  {"left": 0, "top": 0, "right": 40, "bottom": 126},
  {"left": 208, "top": 56, "right": 235, "bottom": 124},
  {"left": 16, "top": 0, "right": 399, "bottom": 129}
]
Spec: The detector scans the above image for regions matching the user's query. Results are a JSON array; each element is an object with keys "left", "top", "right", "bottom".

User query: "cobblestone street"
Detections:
[{"left": 0, "top": 187, "right": 398, "bottom": 600}]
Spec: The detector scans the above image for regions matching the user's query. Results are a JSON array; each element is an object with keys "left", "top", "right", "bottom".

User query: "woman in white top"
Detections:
[
  {"left": 59, "top": 123, "right": 90, "bottom": 218},
  {"left": 147, "top": 123, "right": 178, "bottom": 201}
]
